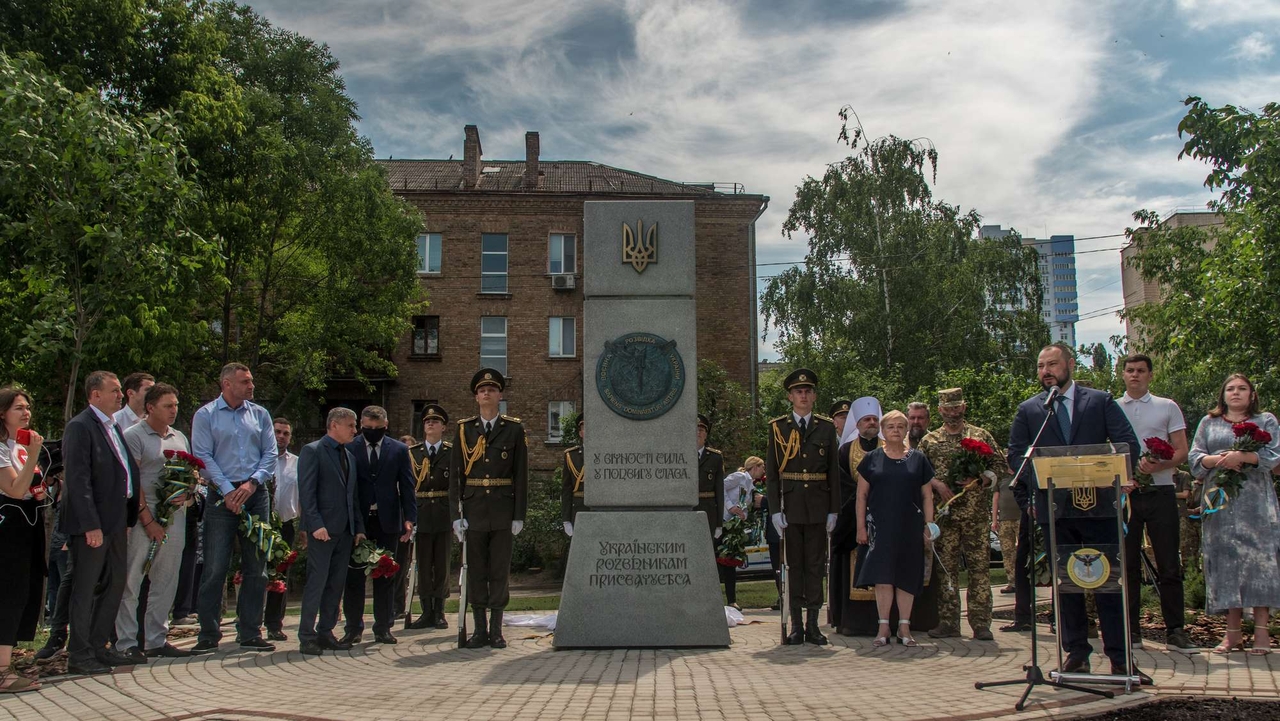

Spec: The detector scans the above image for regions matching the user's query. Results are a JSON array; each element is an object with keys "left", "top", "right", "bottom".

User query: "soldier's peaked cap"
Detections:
[
  {"left": 421, "top": 404, "right": 449, "bottom": 425},
  {"left": 938, "top": 387, "right": 965, "bottom": 408},
  {"left": 471, "top": 368, "right": 506, "bottom": 393},
  {"left": 829, "top": 399, "right": 852, "bottom": 417},
  {"left": 697, "top": 414, "right": 711, "bottom": 431},
  {"left": 784, "top": 368, "right": 818, "bottom": 390}
]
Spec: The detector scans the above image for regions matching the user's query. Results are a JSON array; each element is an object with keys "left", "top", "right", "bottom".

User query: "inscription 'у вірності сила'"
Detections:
[{"left": 592, "top": 451, "right": 690, "bottom": 481}]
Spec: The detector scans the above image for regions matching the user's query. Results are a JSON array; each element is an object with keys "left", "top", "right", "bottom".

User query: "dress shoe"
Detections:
[
  {"left": 67, "top": 658, "right": 112, "bottom": 676},
  {"left": 171, "top": 615, "right": 198, "bottom": 626},
  {"left": 238, "top": 638, "right": 276, "bottom": 652},
  {"left": 192, "top": 639, "right": 219, "bottom": 653},
  {"left": 999, "top": 622, "right": 1032, "bottom": 633},
  {"left": 406, "top": 616, "right": 434, "bottom": 630},
  {"left": 318, "top": 634, "right": 352, "bottom": 651},
  {"left": 804, "top": 609, "right": 828, "bottom": 645},
  {"left": 299, "top": 640, "right": 323, "bottom": 656},
  {"left": 1061, "top": 655, "right": 1090, "bottom": 674},
  {"left": 118, "top": 647, "right": 149, "bottom": 665},
  {"left": 146, "top": 643, "right": 194, "bottom": 658},
  {"left": 374, "top": 631, "right": 397, "bottom": 645},
  {"left": 928, "top": 623, "right": 961, "bottom": 639},
  {"left": 98, "top": 649, "right": 140, "bottom": 667},
  {"left": 1166, "top": 628, "right": 1198, "bottom": 653},
  {"left": 999, "top": 585, "right": 1016, "bottom": 594},
  {"left": 267, "top": 629, "right": 288, "bottom": 642},
  {"left": 34, "top": 636, "right": 65, "bottom": 661},
  {"left": 338, "top": 631, "right": 362, "bottom": 646},
  {"left": 972, "top": 628, "right": 995, "bottom": 641},
  {"left": 1112, "top": 663, "right": 1153, "bottom": 686}
]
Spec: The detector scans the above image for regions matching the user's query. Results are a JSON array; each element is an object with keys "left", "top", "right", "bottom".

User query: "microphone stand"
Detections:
[{"left": 975, "top": 390, "right": 1114, "bottom": 711}]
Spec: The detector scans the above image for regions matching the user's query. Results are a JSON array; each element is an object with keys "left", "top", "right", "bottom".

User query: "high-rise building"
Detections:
[
  {"left": 981, "top": 225, "right": 1078, "bottom": 347},
  {"left": 1120, "top": 209, "right": 1221, "bottom": 347}
]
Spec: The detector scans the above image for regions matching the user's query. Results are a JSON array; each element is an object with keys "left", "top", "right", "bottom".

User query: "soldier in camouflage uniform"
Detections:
[
  {"left": 916, "top": 388, "right": 1010, "bottom": 641},
  {"left": 560, "top": 415, "right": 586, "bottom": 537},
  {"left": 696, "top": 414, "right": 725, "bottom": 541}
]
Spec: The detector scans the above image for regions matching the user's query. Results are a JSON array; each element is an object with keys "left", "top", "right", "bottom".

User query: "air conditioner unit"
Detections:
[{"left": 552, "top": 273, "right": 575, "bottom": 290}]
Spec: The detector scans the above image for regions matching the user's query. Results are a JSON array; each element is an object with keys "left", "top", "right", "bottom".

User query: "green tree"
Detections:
[
  {"left": 697, "top": 359, "right": 755, "bottom": 467},
  {"left": 761, "top": 108, "right": 1048, "bottom": 393},
  {"left": 0, "top": 52, "right": 217, "bottom": 423},
  {"left": 1121, "top": 97, "right": 1280, "bottom": 412},
  {"left": 916, "top": 366, "right": 1043, "bottom": 448}
]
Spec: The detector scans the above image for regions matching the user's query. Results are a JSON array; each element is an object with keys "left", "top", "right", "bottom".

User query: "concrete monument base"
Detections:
[{"left": 554, "top": 511, "right": 730, "bottom": 648}]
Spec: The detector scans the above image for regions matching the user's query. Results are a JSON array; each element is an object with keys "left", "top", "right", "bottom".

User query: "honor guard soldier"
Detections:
[
  {"left": 767, "top": 368, "right": 841, "bottom": 645},
  {"left": 917, "top": 388, "right": 1010, "bottom": 641},
  {"left": 696, "top": 414, "right": 725, "bottom": 540},
  {"left": 830, "top": 399, "right": 852, "bottom": 442},
  {"left": 450, "top": 369, "right": 528, "bottom": 649},
  {"left": 560, "top": 414, "right": 586, "bottom": 537},
  {"left": 406, "top": 404, "right": 453, "bottom": 630}
]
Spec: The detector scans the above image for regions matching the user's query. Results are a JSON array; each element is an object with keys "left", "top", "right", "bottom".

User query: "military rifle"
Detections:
[{"left": 456, "top": 507, "right": 469, "bottom": 647}]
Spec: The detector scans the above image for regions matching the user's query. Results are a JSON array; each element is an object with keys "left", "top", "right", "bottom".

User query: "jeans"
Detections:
[
  {"left": 197, "top": 485, "right": 269, "bottom": 643},
  {"left": 45, "top": 533, "right": 69, "bottom": 618}
]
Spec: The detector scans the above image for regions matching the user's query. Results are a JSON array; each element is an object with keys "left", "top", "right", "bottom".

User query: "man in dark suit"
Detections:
[
  {"left": 61, "top": 370, "right": 143, "bottom": 674},
  {"left": 450, "top": 368, "right": 528, "bottom": 649},
  {"left": 297, "top": 408, "right": 365, "bottom": 656},
  {"left": 341, "top": 405, "right": 416, "bottom": 645},
  {"left": 1009, "top": 343, "right": 1146, "bottom": 682}
]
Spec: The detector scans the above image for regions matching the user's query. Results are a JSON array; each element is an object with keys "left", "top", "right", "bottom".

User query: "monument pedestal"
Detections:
[{"left": 554, "top": 511, "right": 730, "bottom": 648}]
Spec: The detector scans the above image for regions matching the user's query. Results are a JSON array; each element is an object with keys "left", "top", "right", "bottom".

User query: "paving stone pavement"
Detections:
[{"left": 2, "top": 609, "right": 1277, "bottom": 721}]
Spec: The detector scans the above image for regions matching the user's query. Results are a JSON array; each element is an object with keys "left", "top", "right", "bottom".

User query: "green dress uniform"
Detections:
[
  {"left": 409, "top": 437, "right": 453, "bottom": 629},
  {"left": 915, "top": 388, "right": 1011, "bottom": 639},
  {"left": 560, "top": 444, "right": 587, "bottom": 525},
  {"left": 697, "top": 446, "right": 725, "bottom": 538},
  {"left": 765, "top": 368, "right": 841, "bottom": 645},
  {"left": 449, "top": 369, "right": 528, "bottom": 648}
]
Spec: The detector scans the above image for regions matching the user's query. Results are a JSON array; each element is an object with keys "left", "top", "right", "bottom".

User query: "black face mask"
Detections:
[{"left": 361, "top": 427, "right": 387, "bottom": 445}]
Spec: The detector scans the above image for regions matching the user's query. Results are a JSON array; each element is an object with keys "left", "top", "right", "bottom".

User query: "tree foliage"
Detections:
[
  {"left": 1121, "top": 97, "right": 1280, "bottom": 415},
  {"left": 761, "top": 108, "right": 1048, "bottom": 394}
]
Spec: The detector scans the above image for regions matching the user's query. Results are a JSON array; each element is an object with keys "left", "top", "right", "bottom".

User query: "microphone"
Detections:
[{"left": 1041, "top": 385, "right": 1061, "bottom": 411}]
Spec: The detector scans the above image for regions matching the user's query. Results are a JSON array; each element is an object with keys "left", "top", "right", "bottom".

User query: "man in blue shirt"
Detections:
[{"left": 190, "top": 362, "right": 278, "bottom": 652}]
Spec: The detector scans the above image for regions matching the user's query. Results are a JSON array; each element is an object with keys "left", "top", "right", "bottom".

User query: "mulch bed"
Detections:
[
  {"left": 992, "top": 607, "right": 1278, "bottom": 649},
  {"left": 1080, "top": 698, "right": 1280, "bottom": 720},
  {"left": 11, "top": 626, "right": 200, "bottom": 679}
]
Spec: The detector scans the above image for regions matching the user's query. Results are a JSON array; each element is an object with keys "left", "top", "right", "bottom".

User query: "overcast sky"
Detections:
[{"left": 247, "top": 0, "right": 1280, "bottom": 362}]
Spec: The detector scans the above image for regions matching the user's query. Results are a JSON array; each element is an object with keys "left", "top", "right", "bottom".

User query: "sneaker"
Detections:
[
  {"left": 1130, "top": 631, "right": 1144, "bottom": 650},
  {"left": 1165, "top": 628, "right": 1198, "bottom": 653},
  {"left": 999, "top": 585, "right": 1016, "bottom": 594},
  {"left": 239, "top": 638, "right": 276, "bottom": 652},
  {"left": 171, "top": 615, "right": 198, "bottom": 626}
]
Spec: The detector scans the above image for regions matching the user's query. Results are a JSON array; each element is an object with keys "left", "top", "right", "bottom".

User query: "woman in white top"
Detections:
[
  {"left": 0, "top": 387, "right": 46, "bottom": 694},
  {"left": 718, "top": 456, "right": 765, "bottom": 610}
]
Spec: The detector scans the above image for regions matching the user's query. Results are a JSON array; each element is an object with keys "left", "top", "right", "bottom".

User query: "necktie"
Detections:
[
  {"left": 798, "top": 417, "right": 807, "bottom": 435},
  {"left": 428, "top": 445, "right": 437, "bottom": 461},
  {"left": 1055, "top": 396, "right": 1072, "bottom": 443},
  {"left": 484, "top": 421, "right": 493, "bottom": 439},
  {"left": 339, "top": 446, "right": 350, "bottom": 480},
  {"left": 369, "top": 442, "right": 380, "bottom": 477}
]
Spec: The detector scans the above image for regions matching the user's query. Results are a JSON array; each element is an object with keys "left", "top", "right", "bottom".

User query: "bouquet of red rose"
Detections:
[
  {"left": 946, "top": 438, "right": 998, "bottom": 490},
  {"left": 1215, "top": 421, "right": 1274, "bottom": 498},
  {"left": 142, "top": 449, "right": 205, "bottom": 574},
  {"left": 267, "top": 579, "right": 287, "bottom": 594},
  {"left": 1135, "top": 436, "right": 1176, "bottom": 488},
  {"left": 352, "top": 539, "right": 399, "bottom": 578}
]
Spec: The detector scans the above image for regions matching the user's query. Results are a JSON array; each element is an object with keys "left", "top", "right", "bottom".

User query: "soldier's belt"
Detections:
[
  {"left": 416, "top": 490, "right": 449, "bottom": 498},
  {"left": 697, "top": 492, "right": 715, "bottom": 499},
  {"left": 781, "top": 472, "right": 827, "bottom": 482},
  {"left": 466, "top": 478, "right": 513, "bottom": 487}
]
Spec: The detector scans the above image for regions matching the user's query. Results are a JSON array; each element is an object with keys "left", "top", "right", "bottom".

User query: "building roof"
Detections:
[{"left": 377, "top": 158, "right": 754, "bottom": 197}]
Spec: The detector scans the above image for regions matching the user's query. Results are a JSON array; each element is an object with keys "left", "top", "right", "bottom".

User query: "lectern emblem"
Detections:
[
  {"left": 622, "top": 220, "right": 657, "bottom": 273},
  {"left": 596, "top": 332, "right": 685, "bottom": 420},
  {"left": 1065, "top": 548, "right": 1110, "bottom": 590}
]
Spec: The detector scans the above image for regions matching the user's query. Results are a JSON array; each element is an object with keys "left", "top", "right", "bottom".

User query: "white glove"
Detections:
[
  {"left": 563, "top": 521, "right": 574, "bottom": 537},
  {"left": 512, "top": 520, "right": 524, "bottom": 536},
  {"left": 826, "top": 513, "right": 838, "bottom": 533},
  {"left": 982, "top": 470, "right": 998, "bottom": 484},
  {"left": 714, "top": 527, "right": 722, "bottom": 539},
  {"left": 771, "top": 512, "right": 787, "bottom": 535},
  {"left": 452, "top": 518, "right": 468, "bottom": 543}
]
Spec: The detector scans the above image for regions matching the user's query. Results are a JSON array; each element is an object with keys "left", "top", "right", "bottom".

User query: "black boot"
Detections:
[
  {"left": 785, "top": 607, "right": 805, "bottom": 645},
  {"left": 406, "top": 599, "right": 433, "bottom": 629},
  {"left": 465, "top": 608, "right": 490, "bottom": 648},
  {"left": 489, "top": 609, "right": 506, "bottom": 648},
  {"left": 805, "top": 608, "right": 828, "bottom": 645},
  {"left": 435, "top": 598, "right": 449, "bottom": 629}
]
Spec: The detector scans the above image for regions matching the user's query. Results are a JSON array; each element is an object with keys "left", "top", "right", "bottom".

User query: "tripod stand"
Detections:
[{"left": 974, "top": 395, "right": 1114, "bottom": 711}]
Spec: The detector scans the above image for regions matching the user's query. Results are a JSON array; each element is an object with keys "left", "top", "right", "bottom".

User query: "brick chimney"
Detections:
[
  {"left": 462, "top": 125, "right": 482, "bottom": 189},
  {"left": 523, "top": 131, "right": 540, "bottom": 190}
]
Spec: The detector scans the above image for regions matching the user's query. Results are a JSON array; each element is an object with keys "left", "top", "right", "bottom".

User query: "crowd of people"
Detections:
[{"left": 2, "top": 342, "right": 1279, "bottom": 694}]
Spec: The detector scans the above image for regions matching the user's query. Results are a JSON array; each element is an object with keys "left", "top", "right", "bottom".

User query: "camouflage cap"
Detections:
[{"left": 937, "top": 387, "right": 965, "bottom": 408}]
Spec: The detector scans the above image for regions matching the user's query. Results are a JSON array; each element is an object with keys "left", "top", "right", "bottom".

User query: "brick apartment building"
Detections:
[{"left": 334, "top": 126, "right": 767, "bottom": 474}]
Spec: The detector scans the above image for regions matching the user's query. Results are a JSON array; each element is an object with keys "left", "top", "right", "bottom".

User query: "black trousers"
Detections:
[
  {"left": 466, "top": 528, "right": 513, "bottom": 610},
  {"left": 264, "top": 520, "right": 295, "bottom": 632},
  {"left": 416, "top": 530, "right": 452, "bottom": 608},
  {"left": 1043, "top": 517, "right": 1126, "bottom": 667},
  {"left": 784, "top": 523, "right": 827, "bottom": 610},
  {"left": 67, "top": 527, "right": 128, "bottom": 663},
  {"left": 1125, "top": 486, "right": 1184, "bottom": 631},
  {"left": 170, "top": 498, "right": 201, "bottom": 620},
  {"left": 718, "top": 563, "right": 737, "bottom": 604},
  {"left": 344, "top": 514, "right": 399, "bottom": 635}
]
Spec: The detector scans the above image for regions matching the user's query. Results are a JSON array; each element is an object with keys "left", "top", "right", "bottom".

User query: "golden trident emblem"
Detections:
[{"left": 622, "top": 219, "right": 658, "bottom": 273}]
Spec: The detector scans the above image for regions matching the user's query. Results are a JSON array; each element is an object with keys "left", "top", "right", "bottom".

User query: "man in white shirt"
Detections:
[
  {"left": 1117, "top": 353, "right": 1194, "bottom": 653},
  {"left": 113, "top": 372, "right": 154, "bottom": 430},
  {"left": 265, "top": 417, "right": 300, "bottom": 641}
]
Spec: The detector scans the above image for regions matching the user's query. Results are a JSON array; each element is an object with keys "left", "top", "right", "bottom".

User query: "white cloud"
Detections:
[
  {"left": 1175, "top": 0, "right": 1280, "bottom": 30},
  {"left": 1231, "top": 31, "right": 1275, "bottom": 61}
]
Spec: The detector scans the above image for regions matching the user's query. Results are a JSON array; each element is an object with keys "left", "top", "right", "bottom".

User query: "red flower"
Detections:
[
  {"left": 1232, "top": 422, "right": 1261, "bottom": 438},
  {"left": 275, "top": 550, "right": 299, "bottom": 574},
  {"left": 163, "top": 449, "right": 175, "bottom": 459},
  {"left": 163, "top": 449, "right": 207, "bottom": 469},
  {"left": 233, "top": 571, "right": 243, "bottom": 586},
  {"left": 1143, "top": 437, "right": 1175, "bottom": 460},
  {"left": 1252, "top": 429, "right": 1273, "bottom": 445},
  {"left": 267, "top": 579, "right": 286, "bottom": 594},
  {"left": 960, "top": 438, "right": 994, "bottom": 456}
]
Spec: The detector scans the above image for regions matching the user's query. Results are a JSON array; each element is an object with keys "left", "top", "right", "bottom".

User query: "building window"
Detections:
[
  {"left": 411, "top": 316, "right": 440, "bottom": 358},
  {"left": 548, "top": 401, "right": 575, "bottom": 441},
  {"left": 549, "top": 317, "right": 575, "bottom": 358},
  {"left": 480, "top": 316, "right": 507, "bottom": 375},
  {"left": 549, "top": 233, "right": 576, "bottom": 274},
  {"left": 411, "top": 400, "right": 438, "bottom": 431},
  {"left": 416, "top": 233, "right": 442, "bottom": 274},
  {"left": 481, "top": 233, "right": 508, "bottom": 293}
]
